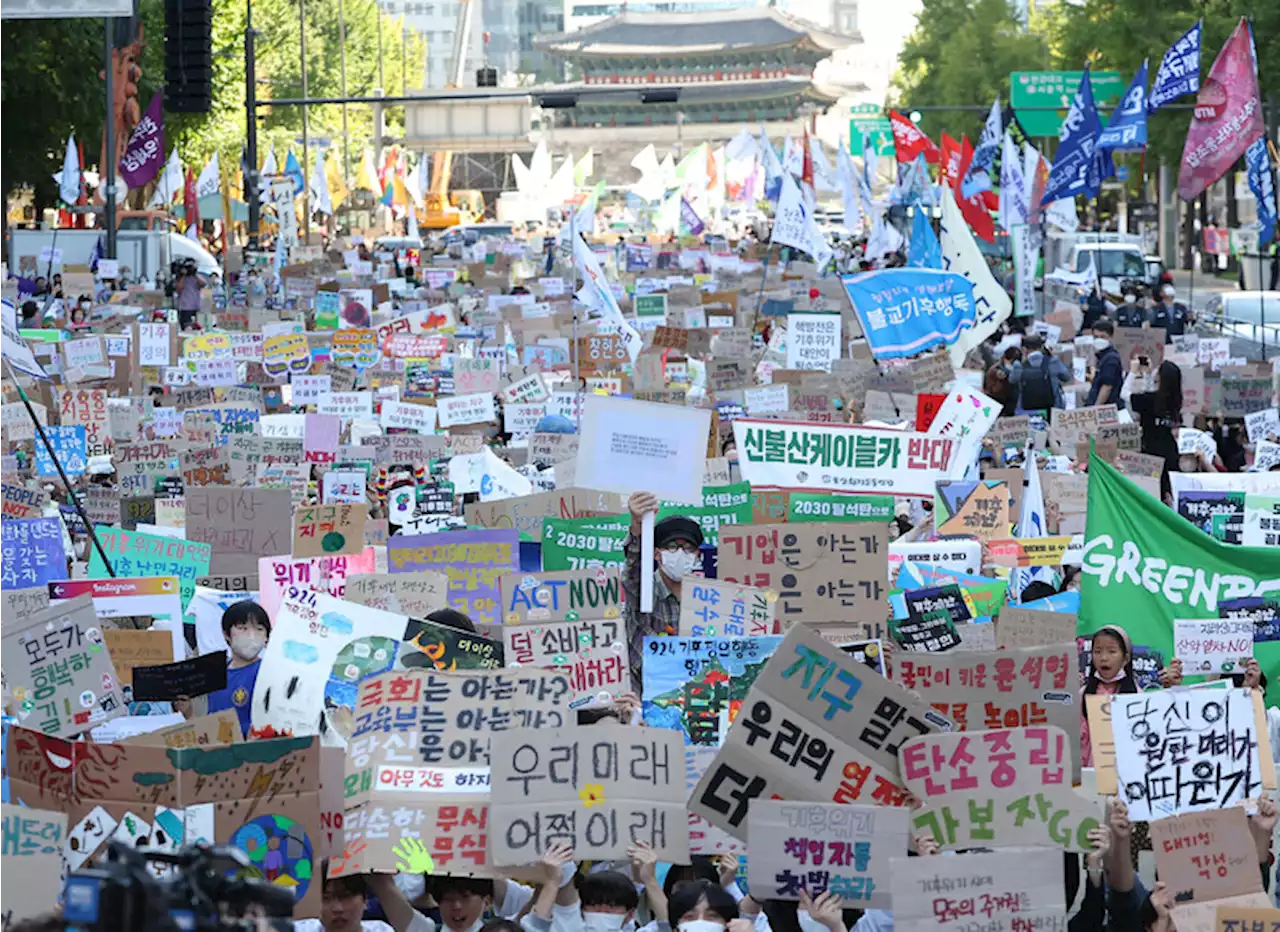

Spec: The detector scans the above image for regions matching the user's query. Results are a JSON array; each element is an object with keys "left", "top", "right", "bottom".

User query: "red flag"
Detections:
[
  {"left": 889, "top": 111, "right": 941, "bottom": 164},
  {"left": 954, "top": 136, "right": 995, "bottom": 243},
  {"left": 939, "top": 133, "right": 962, "bottom": 189},
  {"left": 183, "top": 168, "right": 200, "bottom": 232},
  {"left": 1178, "top": 17, "right": 1265, "bottom": 201}
]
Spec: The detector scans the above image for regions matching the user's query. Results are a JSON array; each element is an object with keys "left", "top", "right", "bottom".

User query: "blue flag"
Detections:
[
  {"left": 1246, "top": 137, "right": 1277, "bottom": 247},
  {"left": 906, "top": 209, "right": 942, "bottom": 269},
  {"left": 284, "top": 150, "right": 305, "bottom": 197},
  {"left": 1097, "top": 62, "right": 1149, "bottom": 152},
  {"left": 841, "top": 268, "right": 977, "bottom": 359},
  {"left": 1149, "top": 21, "right": 1201, "bottom": 113},
  {"left": 1040, "top": 65, "right": 1104, "bottom": 206}
]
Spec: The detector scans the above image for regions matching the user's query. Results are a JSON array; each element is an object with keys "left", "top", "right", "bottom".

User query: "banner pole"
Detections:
[{"left": 4, "top": 360, "right": 115, "bottom": 576}]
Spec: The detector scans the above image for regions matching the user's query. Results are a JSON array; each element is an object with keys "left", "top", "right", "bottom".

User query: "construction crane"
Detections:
[{"left": 420, "top": 0, "right": 484, "bottom": 230}]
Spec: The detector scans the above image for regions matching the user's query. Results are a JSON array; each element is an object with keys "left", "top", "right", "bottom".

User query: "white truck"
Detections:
[
  {"left": 7, "top": 227, "right": 220, "bottom": 283},
  {"left": 1042, "top": 232, "right": 1149, "bottom": 307}
]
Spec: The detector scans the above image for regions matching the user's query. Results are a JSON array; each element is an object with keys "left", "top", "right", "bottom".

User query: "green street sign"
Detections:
[
  {"left": 849, "top": 105, "right": 895, "bottom": 157},
  {"left": 1010, "top": 70, "right": 1125, "bottom": 137}
]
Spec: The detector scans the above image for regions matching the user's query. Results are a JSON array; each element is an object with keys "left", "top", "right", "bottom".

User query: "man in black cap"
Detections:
[{"left": 623, "top": 491, "right": 705, "bottom": 689}]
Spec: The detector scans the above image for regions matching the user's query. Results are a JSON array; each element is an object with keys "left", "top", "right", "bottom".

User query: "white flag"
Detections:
[
  {"left": 258, "top": 144, "right": 277, "bottom": 203},
  {"left": 835, "top": 142, "right": 864, "bottom": 232},
  {"left": 55, "top": 134, "right": 80, "bottom": 205},
  {"left": 574, "top": 235, "right": 642, "bottom": 361},
  {"left": 782, "top": 136, "right": 804, "bottom": 176},
  {"left": 771, "top": 174, "right": 832, "bottom": 269},
  {"left": 310, "top": 152, "right": 332, "bottom": 215},
  {"left": 195, "top": 152, "right": 220, "bottom": 199},
  {"left": 148, "top": 149, "right": 184, "bottom": 208},
  {"left": 406, "top": 156, "right": 425, "bottom": 209},
  {"left": 998, "top": 133, "right": 1029, "bottom": 233},
  {"left": 942, "top": 186, "right": 1013, "bottom": 367},
  {"left": 810, "top": 136, "right": 839, "bottom": 192},
  {"left": 512, "top": 152, "right": 532, "bottom": 193}
]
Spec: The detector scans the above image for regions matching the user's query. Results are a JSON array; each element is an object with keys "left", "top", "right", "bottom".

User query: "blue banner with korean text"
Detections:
[{"left": 841, "top": 269, "right": 976, "bottom": 360}]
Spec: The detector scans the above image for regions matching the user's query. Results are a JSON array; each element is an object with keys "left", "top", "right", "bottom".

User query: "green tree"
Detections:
[
  {"left": 3, "top": 0, "right": 424, "bottom": 210},
  {"left": 1, "top": 18, "right": 108, "bottom": 212},
  {"left": 891, "top": 0, "right": 1053, "bottom": 141}
]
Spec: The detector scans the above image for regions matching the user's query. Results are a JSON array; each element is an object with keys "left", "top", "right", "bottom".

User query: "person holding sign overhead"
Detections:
[{"left": 624, "top": 492, "right": 705, "bottom": 691}]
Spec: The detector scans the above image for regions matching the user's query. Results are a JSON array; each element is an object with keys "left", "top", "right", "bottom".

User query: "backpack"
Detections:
[{"left": 1019, "top": 355, "right": 1056, "bottom": 411}]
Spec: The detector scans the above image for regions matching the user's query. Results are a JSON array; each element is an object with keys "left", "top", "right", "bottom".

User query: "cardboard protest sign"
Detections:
[
  {"left": 746, "top": 801, "right": 907, "bottom": 907},
  {"left": 934, "top": 480, "right": 1010, "bottom": 541},
  {"left": 889, "top": 847, "right": 1065, "bottom": 932},
  {"left": 1, "top": 595, "right": 126, "bottom": 737},
  {"left": 1086, "top": 694, "right": 1119, "bottom": 795},
  {"left": 389, "top": 529, "right": 519, "bottom": 626},
  {"left": 250, "top": 588, "right": 410, "bottom": 739},
  {"left": 488, "top": 726, "right": 688, "bottom": 865},
  {"left": 5, "top": 728, "right": 323, "bottom": 918},
  {"left": 678, "top": 578, "right": 776, "bottom": 637},
  {"left": 1174, "top": 618, "right": 1255, "bottom": 674},
  {"left": 1111, "top": 689, "right": 1262, "bottom": 821},
  {"left": 332, "top": 668, "right": 576, "bottom": 876},
  {"left": 685, "top": 746, "right": 745, "bottom": 855},
  {"left": 1, "top": 804, "right": 68, "bottom": 928},
  {"left": 499, "top": 567, "right": 624, "bottom": 625},
  {"left": 465, "top": 488, "right": 625, "bottom": 543},
  {"left": 1151, "top": 807, "right": 1263, "bottom": 905},
  {"left": 690, "top": 625, "right": 950, "bottom": 839},
  {"left": 719, "top": 524, "right": 888, "bottom": 630},
  {"left": 899, "top": 726, "right": 1099, "bottom": 850},
  {"left": 1213, "top": 906, "right": 1280, "bottom": 929},
  {"left": 995, "top": 607, "right": 1080, "bottom": 649},
  {"left": 103, "top": 628, "right": 175, "bottom": 688},
  {"left": 257, "top": 549, "right": 378, "bottom": 620},
  {"left": 897, "top": 644, "right": 1080, "bottom": 780},
  {"left": 399, "top": 617, "right": 504, "bottom": 671},
  {"left": 344, "top": 569, "right": 449, "bottom": 617},
  {"left": 291, "top": 503, "right": 368, "bottom": 559},
  {"left": 504, "top": 618, "right": 629, "bottom": 709},
  {"left": 1, "top": 517, "right": 67, "bottom": 590},
  {"left": 575, "top": 395, "right": 711, "bottom": 504},
  {"left": 641, "top": 636, "right": 781, "bottom": 746},
  {"left": 123, "top": 710, "right": 242, "bottom": 749}
]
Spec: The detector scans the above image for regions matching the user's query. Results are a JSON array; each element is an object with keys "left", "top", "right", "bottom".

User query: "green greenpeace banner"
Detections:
[{"left": 1078, "top": 453, "right": 1280, "bottom": 705}]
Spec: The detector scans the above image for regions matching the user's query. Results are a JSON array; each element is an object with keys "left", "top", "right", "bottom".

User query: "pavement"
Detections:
[{"left": 1166, "top": 267, "right": 1238, "bottom": 312}]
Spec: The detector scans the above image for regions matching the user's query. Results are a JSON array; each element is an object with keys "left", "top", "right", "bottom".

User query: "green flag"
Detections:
[{"left": 1078, "top": 452, "right": 1280, "bottom": 704}]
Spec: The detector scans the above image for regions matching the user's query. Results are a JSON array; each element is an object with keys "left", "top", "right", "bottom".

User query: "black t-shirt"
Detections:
[{"left": 1130, "top": 392, "right": 1180, "bottom": 475}]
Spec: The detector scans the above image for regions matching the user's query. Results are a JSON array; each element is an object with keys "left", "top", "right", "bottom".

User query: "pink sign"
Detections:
[
  {"left": 1177, "top": 18, "right": 1265, "bottom": 200},
  {"left": 257, "top": 548, "right": 377, "bottom": 620}
]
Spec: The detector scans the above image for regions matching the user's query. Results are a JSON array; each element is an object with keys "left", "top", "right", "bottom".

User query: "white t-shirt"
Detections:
[{"left": 294, "top": 911, "right": 435, "bottom": 932}]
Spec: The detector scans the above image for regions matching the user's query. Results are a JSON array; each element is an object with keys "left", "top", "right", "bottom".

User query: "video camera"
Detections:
[
  {"left": 62, "top": 840, "right": 296, "bottom": 932},
  {"left": 171, "top": 257, "right": 199, "bottom": 278}
]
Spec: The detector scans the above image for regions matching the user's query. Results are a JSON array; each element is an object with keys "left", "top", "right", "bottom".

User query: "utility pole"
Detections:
[
  {"left": 339, "top": 0, "right": 351, "bottom": 187},
  {"left": 104, "top": 18, "right": 117, "bottom": 259},
  {"left": 299, "top": 0, "right": 311, "bottom": 241},
  {"left": 245, "top": 0, "right": 260, "bottom": 248}
]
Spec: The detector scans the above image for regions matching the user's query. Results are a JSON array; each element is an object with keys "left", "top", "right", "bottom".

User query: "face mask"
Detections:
[
  {"left": 1124, "top": 293, "right": 1136, "bottom": 304},
  {"left": 584, "top": 914, "right": 628, "bottom": 932},
  {"left": 1094, "top": 337, "right": 1110, "bottom": 351},
  {"left": 230, "top": 632, "right": 266, "bottom": 661},
  {"left": 679, "top": 922, "right": 725, "bottom": 932},
  {"left": 394, "top": 872, "right": 426, "bottom": 901},
  {"left": 660, "top": 548, "right": 701, "bottom": 579}
]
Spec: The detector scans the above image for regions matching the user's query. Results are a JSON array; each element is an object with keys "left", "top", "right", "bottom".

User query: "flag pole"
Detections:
[
  {"left": 4, "top": 360, "right": 115, "bottom": 577},
  {"left": 570, "top": 203, "right": 579, "bottom": 385}
]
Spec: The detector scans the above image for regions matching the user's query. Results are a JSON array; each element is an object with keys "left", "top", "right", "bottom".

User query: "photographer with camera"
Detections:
[{"left": 173, "top": 258, "right": 207, "bottom": 330}]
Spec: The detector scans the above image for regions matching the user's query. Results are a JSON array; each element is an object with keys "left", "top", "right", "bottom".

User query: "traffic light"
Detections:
[{"left": 164, "top": 0, "right": 212, "bottom": 113}]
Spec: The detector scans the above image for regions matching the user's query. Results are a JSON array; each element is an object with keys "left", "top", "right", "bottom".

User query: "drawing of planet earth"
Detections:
[{"left": 229, "top": 814, "right": 315, "bottom": 901}]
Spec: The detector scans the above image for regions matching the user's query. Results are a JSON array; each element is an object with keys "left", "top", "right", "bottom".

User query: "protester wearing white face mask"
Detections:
[
  {"left": 203, "top": 600, "right": 270, "bottom": 737},
  {"left": 622, "top": 493, "right": 706, "bottom": 690}
]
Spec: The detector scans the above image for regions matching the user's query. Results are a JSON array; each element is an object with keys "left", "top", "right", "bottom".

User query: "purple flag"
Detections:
[
  {"left": 680, "top": 196, "right": 704, "bottom": 235},
  {"left": 118, "top": 92, "right": 165, "bottom": 189}
]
